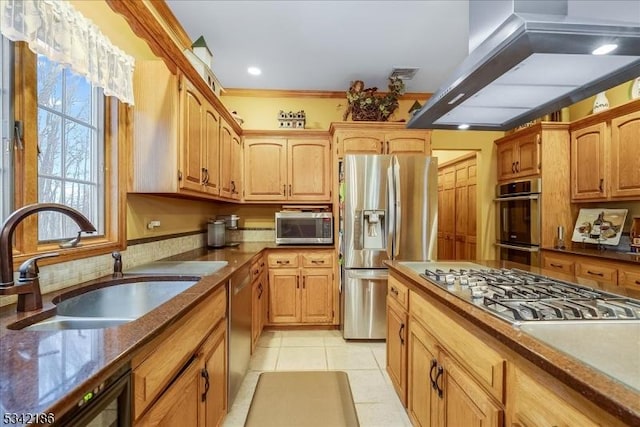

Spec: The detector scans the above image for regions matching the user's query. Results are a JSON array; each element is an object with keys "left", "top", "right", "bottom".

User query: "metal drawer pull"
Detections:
[
  {"left": 435, "top": 366, "right": 444, "bottom": 398},
  {"left": 429, "top": 359, "right": 438, "bottom": 390},
  {"left": 399, "top": 323, "right": 405, "bottom": 346},
  {"left": 587, "top": 270, "right": 604, "bottom": 277},
  {"left": 550, "top": 263, "right": 563, "bottom": 268},
  {"left": 311, "top": 259, "right": 325, "bottom": 264},
  {"left": 276, "top": 260, "right": 290, "bottom": 264},
  {"left": 635, "top": 280, "right": 640, "bottom": 285}
]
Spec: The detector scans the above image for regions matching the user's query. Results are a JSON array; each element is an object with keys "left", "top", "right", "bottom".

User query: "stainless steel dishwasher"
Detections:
[{"left": 228, "top": 264, "right": 252, "bottom": 406}]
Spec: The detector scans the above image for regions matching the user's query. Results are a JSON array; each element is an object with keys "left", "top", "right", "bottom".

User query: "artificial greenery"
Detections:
[{"left": 344, "top": 77, "right": 406, "bottom": 121}]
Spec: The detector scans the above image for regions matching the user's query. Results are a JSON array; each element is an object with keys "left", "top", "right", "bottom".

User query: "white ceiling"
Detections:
[{"left": 165, "top": 0, "right": 470, "bottom": 93}]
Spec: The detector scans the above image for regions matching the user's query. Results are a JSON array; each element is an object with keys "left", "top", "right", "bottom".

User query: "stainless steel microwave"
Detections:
[{"left": 275, "top": 212, "right": 333, "bottom": 245}]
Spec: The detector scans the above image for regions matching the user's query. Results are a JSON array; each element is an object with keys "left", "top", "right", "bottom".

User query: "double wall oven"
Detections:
[{"left": 495, "top": 178, "right": 541, "bottom": 266}]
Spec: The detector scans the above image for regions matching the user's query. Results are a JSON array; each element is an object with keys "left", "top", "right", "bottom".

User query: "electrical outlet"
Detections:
[{"left": 147, "top": 220, "right": 161, "bottom": 230}]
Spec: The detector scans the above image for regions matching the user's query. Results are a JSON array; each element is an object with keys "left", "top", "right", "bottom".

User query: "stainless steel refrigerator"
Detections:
[{"left": 341, "top": 154, "right": 437, "bottom": 339}]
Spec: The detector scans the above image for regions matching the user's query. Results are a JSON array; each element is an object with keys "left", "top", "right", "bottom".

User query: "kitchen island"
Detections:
[{"left": 385, "top": 260, "right": 639, "bottom": 427}]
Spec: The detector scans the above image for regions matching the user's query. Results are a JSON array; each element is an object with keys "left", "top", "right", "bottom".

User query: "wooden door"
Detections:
[
  {"left": 497, "top": 141, "right": 517, "bottom": 181},
  {"left": 288, "top": 139, "right": 331, "bottom": 201},
  {"left": 385, "top": 131, "right": 431, "bottom": 154},
  {"left": 201, "top": 323, "right": 227, "bottom": 427},
  {"left": 440, "top": 353, "right": 502, "bottom": 427},
  {"left": 454, "top": 162, "right": 468, "bottom": 260},
  {"left": 515, "top": 134, "right": 540, "bottom": 178},
  {"left": 268, "top": 269, "right": 300, "bottom": 323},
  {"left": 202, "top": 105, "right": 220, "bottom": 195},
  {"left": 137, "top": 356, "right": 202, "bottom": 426},
  {"left": 408, "top": 320, "right": 439, "bottom": 427},
  {"left": 219, "top": 119, "right": 233, "bottom": 198},
  {"left": 244, "top": 138, "right": 287, "bottom": 201},
  {"left": 180, "top": 79, "right": 204, "bottom": 192},
  {"left": 338, "top": 131, "right": 384, "bottom": 156},
  {"left": 571, "top": 123, "right": 607, "bottom": 200},
  {"left": 230, "top": 130, "right": 242, "bottom": 200},
  {"left": 610, "top": 110, "right": 640, "bottom": 199},
  {"left": 441, "top": 166, "right": 456, "bottom": 260},
  {"left": 467, "top": 159, "right": 477, "bottom": 260},
  {"left": 386, "top": 299, "right": 407, "bottom": 406},
  {"left": 300, "top": 269, "right": 333, "bottom": 323}
]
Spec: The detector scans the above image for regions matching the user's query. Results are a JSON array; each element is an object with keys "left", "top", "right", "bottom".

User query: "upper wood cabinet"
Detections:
[
  {"left": 570, "top": 100, "right": 640, "bottom": 202},
  {"left": 330, "top": 122, "right": 431, "bottom": 158},
  {"left": 130, "top": 60, "right": 241, "bottom": 201},
  {"left": 243, "top": 132, "right": 331, "bottom": 202},
  {"left": 496, "top": 131, "right": 540, "bottom": 181}
]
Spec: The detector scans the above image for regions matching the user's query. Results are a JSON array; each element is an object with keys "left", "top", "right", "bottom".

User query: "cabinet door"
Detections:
[
  {"left": 610, "top": 110, "right": 640, "bottom": 199},
  {"left": 268, "top": 269, "right": 300, "bottom": 323},
  {"left": 251, "top": 279, "right": 261, "bottom": 353},
  {"left": 385, "top": 131, "right": 430, "bottom": 154},
  {"left": 301, "top": 268, "right": 333, "bottom": 323},
  {"left": 201, "top": 323, "right": 227, "bottom": 427},
  {"left": 338, "top": 131, "right": 384, "bottom": 156},
  {"left": 203, "top": 105, "right": 220, "bottom": 195},
  {"left": 219, "top": 120, "right": 233, "bottom": 198},
  {"left": 440, "top": 353, "right": 502, "bottom": 427},
  {"left": 137, "top": 357, "right": 202, "bottom": 427},
  {"left": 230, "top": 130, "right": 242, "bottom": 200},
  {"left": 408, "top": 319, "right": 439, "bottom": 427},
  {"left": 497, "top": 141, "right": 517, "bottom": 181},
  {"left": 288, "top": 139, "right": 331, "bottom": 201},
  {"left": 467, "top": 161, "right": 477, "bottom": 260},
  {"left": 454, "top": 162, "right": 468, "bottom": 260},
  {"left": 180, "top": 79, "right": 205, "bottom": 192},
  {"left": 244, "top": 139, "right": 287, "bottom": 201},
  {"left": 386, "top": 299, "right": 407, "bottom": 406},
  {"left": 515, "top": 134, "right": 540, "bottom": 178},
  {"left": 571, "top": 123, "right": 607, "bottom": 200}
]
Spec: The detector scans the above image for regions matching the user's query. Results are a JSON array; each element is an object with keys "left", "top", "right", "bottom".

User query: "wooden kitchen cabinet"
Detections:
[
  {"left": 408, "top": 318, "right": 439, "bottom": 427},
  {"left": 219, "top": 119, "right": 242, "bottom": 200},
  {"left": 330, "top": 122, "right": 431, "bottom": 157},
  {"left": 570, "top": 100, "right": 640, "bottom": 202},
  {"left": 243, "top": 133, "right": 331, "bottom": 202},
  {"left": 387, "top": 277, "right": 408, "bottom": 407},
  {"left": 496, "top": 132, "right": 540, "bottom": 181},
  {"left": 200, "top": 320, "right": 227, "bottom": 427},
  {"left": 251, "top": 255, "right": 266, "bottom": 352},
  {"left": 267, "top": 250, "right": 335, "bottom": 325}
]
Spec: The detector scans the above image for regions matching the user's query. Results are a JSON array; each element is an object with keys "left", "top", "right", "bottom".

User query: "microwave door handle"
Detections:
[
  {"left": 495, "top": 243, "right": 539, "bottom": 252},
  {"left": 502, "top": 206, "right": 508, "bottom": 235},
  {"left": 493, "top": 195, "right": 539, "bottom": 202}
]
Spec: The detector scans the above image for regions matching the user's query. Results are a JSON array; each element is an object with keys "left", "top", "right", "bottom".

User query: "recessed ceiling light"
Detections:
[
  {"left": 457, "top": 124, "right": 470, "bottom": 130},
  {"left": 592, "top": 44, "right": 618, "bottom": 55},
  {"left": 247, "top": 66, "right": 262, "bottom": 76}
]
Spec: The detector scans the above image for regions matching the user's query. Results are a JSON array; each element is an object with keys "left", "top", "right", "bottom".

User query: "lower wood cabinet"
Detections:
[
  {"left": 387, "top": 276, "right": 409, "bottom": 407},
  {"left": 133, "top": 286, "right": 227, "bottom": 426},
  {"left": 251, "top": 255, "right": 266, "bottom": 353},
  {"left": 267, "top": 250, "right": 335, "bottom": 325}
]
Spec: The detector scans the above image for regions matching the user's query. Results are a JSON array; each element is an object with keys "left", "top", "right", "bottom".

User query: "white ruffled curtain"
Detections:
[{"left": 0, "top": 0, "right": 135, "bottom": 105}]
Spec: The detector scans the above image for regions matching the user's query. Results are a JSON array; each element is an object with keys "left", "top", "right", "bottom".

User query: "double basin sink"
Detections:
[{"left": 11, "top": 261, "right": 228, "bottom": 331}]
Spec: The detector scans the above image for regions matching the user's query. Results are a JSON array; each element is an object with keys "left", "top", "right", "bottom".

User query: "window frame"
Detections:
[{"left": 10, "top": 42, "right": 126, "bottom": 268}]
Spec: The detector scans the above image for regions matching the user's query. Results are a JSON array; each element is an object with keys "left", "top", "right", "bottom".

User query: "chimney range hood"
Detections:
[{"left": 407, "top": 0, "right": 640, "bottom": 131}]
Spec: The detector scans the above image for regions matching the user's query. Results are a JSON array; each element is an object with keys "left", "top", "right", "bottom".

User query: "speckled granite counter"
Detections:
[
  {"left": 544, "top": 246, "right": 640, "bottom": 264},
  {"left": 0, "top": 242, "right": 283, "bottom": 425},
  {"left": 386, "top": 260, "right": 640, "bottom": 426}
]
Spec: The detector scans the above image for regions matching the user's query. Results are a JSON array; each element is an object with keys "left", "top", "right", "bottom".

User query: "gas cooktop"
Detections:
[{"left": 419, "top": 268, "right": 640, "bottom": 324}]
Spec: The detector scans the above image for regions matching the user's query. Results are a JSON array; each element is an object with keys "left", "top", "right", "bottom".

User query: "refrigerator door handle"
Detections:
[
  {"left": 387, "top": 161, "right": 395, "bottom": 260},
  {"left": 393, "top": 157, "right": 401, "bottom": 258}
]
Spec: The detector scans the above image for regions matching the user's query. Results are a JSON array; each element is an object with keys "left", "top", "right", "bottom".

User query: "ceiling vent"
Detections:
[{"left": 390, "top": 67, "right": 419, "bottom": 80}]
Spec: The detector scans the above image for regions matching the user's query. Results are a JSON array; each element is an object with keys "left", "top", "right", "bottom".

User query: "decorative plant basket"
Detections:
[{"left": 344, "top": 77, "right": 405, "bottom": 122}]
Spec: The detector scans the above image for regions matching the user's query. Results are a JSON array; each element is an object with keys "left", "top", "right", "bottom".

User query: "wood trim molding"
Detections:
[
  {"left": 242, "top": 129, "right": 330, "bottom": 139},
  {"left": 569, "top": 98, "right": 640, "bottom": 130},
  {"left": 224, "top": 88, "right": 432, "bottom": 101},
  {"left": 437, "top": 151, "right": 478, "bottom": 169},
  {"left": 148, "top": 0, "right": 193, "bottom": 51}
]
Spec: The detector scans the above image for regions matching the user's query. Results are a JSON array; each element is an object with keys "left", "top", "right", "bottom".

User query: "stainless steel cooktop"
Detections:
[{"left": 419, "top": 268, "right": 640, "bottom": 325}]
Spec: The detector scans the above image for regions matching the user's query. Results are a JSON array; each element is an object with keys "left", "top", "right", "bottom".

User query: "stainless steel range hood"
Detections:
[{"left": 407, "top": 0, "right": 640, "bottom": 131}]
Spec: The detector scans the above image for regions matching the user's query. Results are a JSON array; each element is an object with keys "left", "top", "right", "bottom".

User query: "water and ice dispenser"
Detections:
[{"left": 363, "top": 210, "right": 385, "bottom": 249}]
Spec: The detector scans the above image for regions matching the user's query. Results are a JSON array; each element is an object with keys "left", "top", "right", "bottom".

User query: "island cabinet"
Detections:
[
  {"left": 243, "top": 132, "right": 331, "bottom": 202},
  {"left": 133, "top": 285, "right": 227, "bottom": 427},
  {"left": 266, "top": 250, "right": 335, "bottom": 325},
  {"left": 251, "top": 253, "right": 267, "bottom": 353},
  {"left": 570, "top": 100, "right": 640, "bottom": 202},
  {"left": 130, "top": 60, "right": 243, "bottom": 201},
  {"left": 386, "top": 276, "right": 409, "bottom": 407},
  {"left": 330, "top": 122, "right": 431, "bottom": 158},
  {"left": 407, "top": 289, "right": 505, "bottom": 427}
]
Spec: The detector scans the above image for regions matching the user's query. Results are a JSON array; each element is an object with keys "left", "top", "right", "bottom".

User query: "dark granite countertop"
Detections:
[
  {"left": 385, "top": 260, "right": 640, "bottom": 426},
  {"left": 0, "top": 242, "right": 276, "bottom": 425},
  {"left": 543, "top": 246, "right": 640, "bottom": 265}
]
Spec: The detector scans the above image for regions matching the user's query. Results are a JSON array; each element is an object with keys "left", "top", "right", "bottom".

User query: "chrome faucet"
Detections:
[{"left": 0, "top": 203, "right": 96, "bottom": 311}]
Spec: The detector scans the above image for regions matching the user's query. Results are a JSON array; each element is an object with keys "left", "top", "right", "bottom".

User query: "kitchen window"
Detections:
[{"left": 3, "top": 41, "right": 126, "bottom": 265}]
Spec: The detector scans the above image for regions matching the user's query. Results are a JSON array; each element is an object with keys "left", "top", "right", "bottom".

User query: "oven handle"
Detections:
[
  {"left": 495, "top": 243, "right": 540, "bottom": 252},
  {"left": 493, "top": 195, "right": 539, "bottom": 202}
]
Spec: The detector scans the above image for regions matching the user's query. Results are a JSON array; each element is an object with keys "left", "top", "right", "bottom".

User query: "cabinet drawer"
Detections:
[
  {"left": 575, "top": 262, "right": 617, "bottom": 285},
  {"left": 268, "top": 252, "right": 299, "bottom": 268},
  {"left": 409, "top": 290, "right": 505, "bottom": 403},
  {"left": 388, "top": 276, "right": 408, "bottom": 310},
  {"left": 542, "top": 256, "right": 575, "bottom": 275},
  {"left": 300, "top": 251, "right": 334, "bottom": 268},
  {"left": 132, "top": 286, "right": 226, "bottom": 419},
  {"left": 619, "top": 269, "right": 640, "bottom": 288},
  {"left": 251, "top": 257, "right": 264, "bottom": 282}
]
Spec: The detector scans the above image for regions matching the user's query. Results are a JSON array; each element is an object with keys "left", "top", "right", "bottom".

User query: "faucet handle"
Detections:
[{"left": 18, "top": 253, "right": 60, "bottom": 281}]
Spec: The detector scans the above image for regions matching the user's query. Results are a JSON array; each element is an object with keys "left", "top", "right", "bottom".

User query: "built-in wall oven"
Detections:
[{"left": 495, "top": 178, "right": 541, "bottom": 266}]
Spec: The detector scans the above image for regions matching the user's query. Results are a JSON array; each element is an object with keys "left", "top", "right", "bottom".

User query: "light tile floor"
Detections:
[{"left": 223, "top": 329, "right": 412, "bottom": 427}]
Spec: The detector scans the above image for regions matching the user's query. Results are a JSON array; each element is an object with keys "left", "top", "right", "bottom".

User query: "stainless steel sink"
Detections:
[
  {"left": 124, "top": 261, "right": 228, "bottom": 276},
  {"left": 17, "top": 279, "right": 199, "bottom": 331}
]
